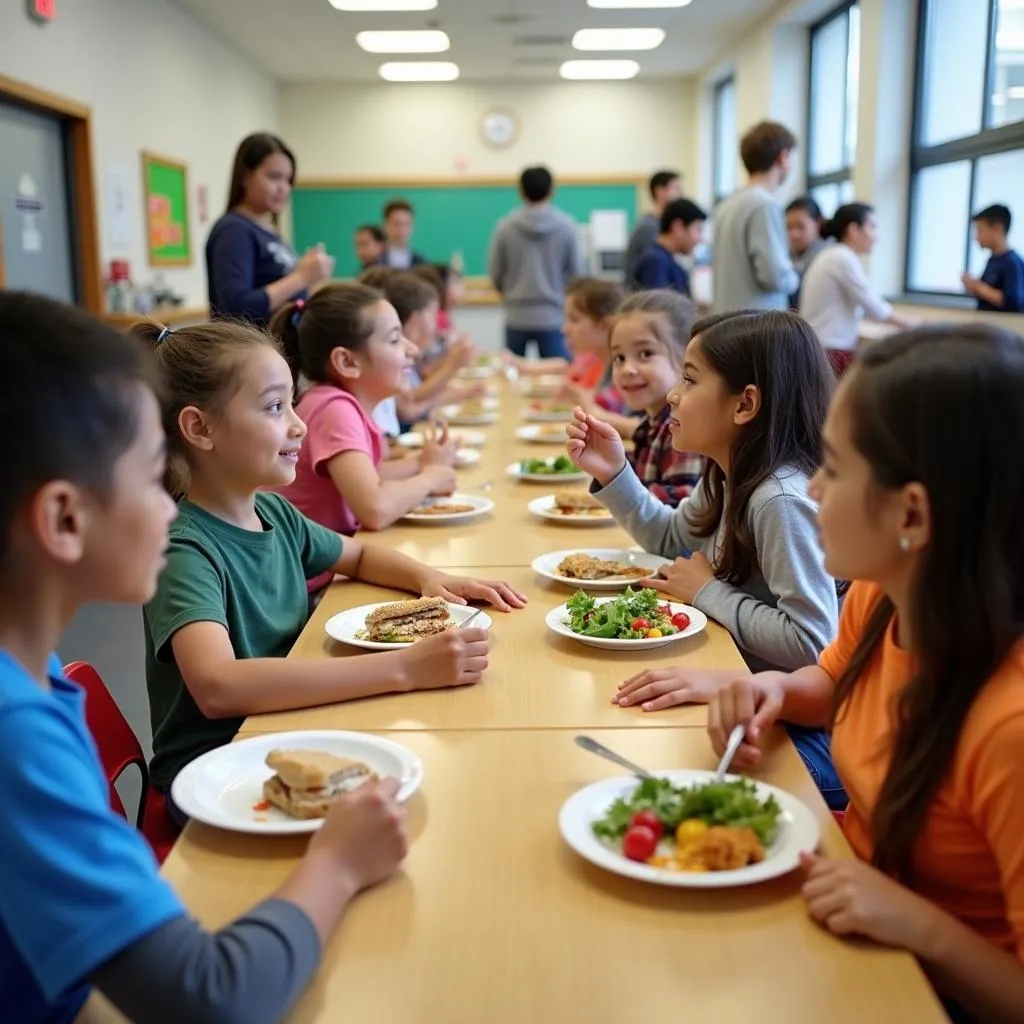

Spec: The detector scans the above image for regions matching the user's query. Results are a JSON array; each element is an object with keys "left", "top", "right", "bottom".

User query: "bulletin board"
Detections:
[{"left": 142, "top": 151, "right": 191, "bottom": 266}]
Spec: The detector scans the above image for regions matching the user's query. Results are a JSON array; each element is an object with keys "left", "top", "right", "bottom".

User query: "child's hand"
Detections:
[
  {"left": 614, "top": 667, "right": 728, "bottom": 711},
  {"left": 643, "top": 552, "right": 715, "bottom": 603},
  {"left": 307, "top": 778, "right": 408, "bottom": 893},
  {"left": 961, "top": 271, "right": 980, "bottom": 295},
  {"left": 447, "top": 337, "right": 474, "bottom": 370},
  {"left": 298, "top": 244, "right": 335, "bottom": 288},
  {"left": 558, "top": 381, "right": 593, "bottom": 410},
  {"left": 423, "top": 465, "right": 457, "bottom": 495},
  {"left": 707, "top": 675, "right": 784, "bottom": 770},
  {"left": 421, "top": 424, "right": 459, "bottom": 469},
  {"left": 565, "top": 407, "right": 627, "bottom": 486},
  {"left": 396, "top": 628, "right": 491, "bottom": 690},
  {"left": 421, "top": 572, "right": 528, "bottom": 612}
]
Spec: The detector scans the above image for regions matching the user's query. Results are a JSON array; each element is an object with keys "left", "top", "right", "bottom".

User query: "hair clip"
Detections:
[
  {"left": 291, "top": 298, "right": 306, "bottom": 327},
  {"left": 156, "top": 326, "right": 172, "bottom": 345}
]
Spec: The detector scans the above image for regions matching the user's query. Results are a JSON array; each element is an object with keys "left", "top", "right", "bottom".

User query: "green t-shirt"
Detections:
[{"left": 145, "top": 492, "right": 343, "bottom": 788}]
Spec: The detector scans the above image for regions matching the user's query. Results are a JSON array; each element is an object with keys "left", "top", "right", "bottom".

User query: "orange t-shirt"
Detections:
[
  {"left": 820, "top": 581, "right": 1024, "bottom": 961},
  {"left": 566, "top": 353, "right": 605, "bottom": 391}
]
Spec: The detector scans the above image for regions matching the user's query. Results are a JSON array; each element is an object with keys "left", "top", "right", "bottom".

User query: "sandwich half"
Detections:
[
  {"left": 364, "top": 596, "right": 452, "bottom": 642},
  {"left": 263, "top": 748, "right": 378, "bottom": 820},
  {"left": 554, "top": 489, "right": 605, "bottom": 512}
]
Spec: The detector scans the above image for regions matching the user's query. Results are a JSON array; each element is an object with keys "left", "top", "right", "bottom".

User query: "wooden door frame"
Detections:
[{"left": 0, "top": 74, "right": 102, "bottom": 314}]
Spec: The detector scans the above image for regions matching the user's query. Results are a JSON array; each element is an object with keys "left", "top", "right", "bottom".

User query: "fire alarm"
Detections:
[{"left": 27, "top": 0, "right": 56, "bottom": 23}]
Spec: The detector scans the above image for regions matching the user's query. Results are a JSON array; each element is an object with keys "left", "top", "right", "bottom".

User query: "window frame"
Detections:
[
  {"left": 712, "top": 74, "right": 736, "bottom": 206},
  {"left": 806, "top": 0, "right": 860, "bottom": 197},
  {"left": 904, "top": 0, "right": 1024, "bottom": 297}
]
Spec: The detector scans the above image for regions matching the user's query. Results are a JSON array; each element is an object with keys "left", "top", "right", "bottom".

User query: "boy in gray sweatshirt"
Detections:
[
  {"left": 712, "top": 122, "right": 800, "bottom": 314},
  {"left": 488, "top": 166, "right": 584, "bottom": 359}
]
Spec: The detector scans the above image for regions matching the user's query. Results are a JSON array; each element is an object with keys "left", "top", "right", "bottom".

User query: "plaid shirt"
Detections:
[{"left": 629, "top": 405, "right": 704, "bottom": 507}]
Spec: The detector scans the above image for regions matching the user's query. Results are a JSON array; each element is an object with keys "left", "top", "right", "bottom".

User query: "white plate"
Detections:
[
  {"left": 506, "top": 460, "right": 588, "bottom": 485},
  {"left": 397, "top": 429, "right": 486, "bottom": 449},
  {"left": 545, "top": 597, "right": 706, "bottom": 650},
  {"left": 515, "top": 424, "right": 569, "bottom": 445},
  {"left": 559, "top": 770, "right": 820, "bottom": 888},
  {"left": 171, "top": 730, "right": 424, "bottom": 835},
  {"left": 531, "top": 549, "right": 666, "bottom": 590},
  {"left": 457, "top": 365, "right": 497, "bottom": 380},
  {"left": 521, "top": 406, "right": 575, "bottom": 424},
  {"left": 527, "top": 494, "right": 616, "bottom": 527},
  {"left": 401, "top": 492, "right": 495, "bottom": 524},
  {"left": 325, "top": 601, "right": 493, "bottom": 650},
  {"left": 439, "top": 404, "right": 500, "bottom": 426},
  {"left": 456, "top": 448, "right": 482, "bottom": 467}
]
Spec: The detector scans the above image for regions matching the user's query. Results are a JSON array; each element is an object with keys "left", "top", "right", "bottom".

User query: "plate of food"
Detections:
[
  {"left": 325, "top": 597, "right": 493, "bottom": 650},
  {"left": 456, "top": 448, "right": 482, "bottom": 468},
  {"left": 439, "top": 399, "right": 500, "bottom": 426},
  {"left": 170, "top": 730, "right": 424, "bottom": 835},
  {"left": 546, "top": 587, "right": 706, "bottom": 650},
  {"left": 507, "top": 456, "right": 587, "bottom": 484},
  {"left": 401, "top": 493, "right": 495, "bottom": 524},
  {"left": 560, "top": 771, "right": 820, "bottom": 887},
  {"left": 518, "top": 376, "right": 565, "bottom": 398},
  {"left": 527, "top": 490, "right": 615, "bottom": 525},
  {"left": 457, "top": 355, "right": 502, "bottom": 379},
  {"left": 521, "top": 401, "right": 575, "bottom": 423},
  {"left": 515, "top": 424, "right": 568, "bottom": 445},
  {"left": 397, "top": 429, "right": 487, "bottom": 449},
  {"left": 531, "top": 549, "right": 665, "bottom": 590}
]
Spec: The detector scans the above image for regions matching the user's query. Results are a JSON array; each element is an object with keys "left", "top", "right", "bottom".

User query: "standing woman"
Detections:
[
  {"left": 206, "top": 133, "right": 334, "bottom": 326},
  {"left": 799, "top": 203, "right": 914, "bottom": 377}
]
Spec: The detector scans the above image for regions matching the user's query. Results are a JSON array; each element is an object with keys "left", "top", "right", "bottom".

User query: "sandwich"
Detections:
[
  {"left": 263, "top": 749, "right": 378, "bottom": 820},
  {"left": 553, "top": 489, "right": 608, "bottom": 515},
  {"left": 557, "top": 553, "right": 649, "bottom": 581},
  {"left": 365, "top": 596, "right": 453, "bottom": 642}
]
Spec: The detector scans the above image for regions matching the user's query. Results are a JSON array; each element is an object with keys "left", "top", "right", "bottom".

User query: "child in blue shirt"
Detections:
[
  {"left": 630, "top": 199, "right": 706, "bottom": 295},
  {"left": 0, "top": 291, "right": 409, "bottom": 1023},
  {"left": 963, "top": 204, "right": 1024, "bottom": 313}
]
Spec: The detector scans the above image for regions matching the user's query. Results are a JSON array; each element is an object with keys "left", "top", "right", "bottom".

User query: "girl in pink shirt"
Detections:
[{"left": 270, "top": 283, "right": 458, "bottom": 535}]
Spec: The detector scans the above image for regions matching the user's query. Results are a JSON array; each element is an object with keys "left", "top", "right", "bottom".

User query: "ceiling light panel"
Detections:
[
  {"left": 572, "top": 28, "right": 665, "bottom": 50},
  {"left": 587, "top": 0, "right": 692, "bottom": 8},
  {"left": 330, "top": 0, "right": 437, "bottom": 11},
  {"left": 379, "top": 61, "right": 460, "bottom": 81},
  {"left": 357, "top": 30, "right": 450, "bottom": 53},
  {"left": 560, "top": 59, "right": 640, "bottom": 80}
]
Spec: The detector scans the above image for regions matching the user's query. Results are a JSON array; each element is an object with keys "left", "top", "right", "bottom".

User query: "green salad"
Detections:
[
  {"left": 566, "top": 587, "right": 681, "bottom": 640},
  {"left": 592, "top": 776, "right": 781, "bottom": 846},
  {"left": 520, "top": 455, "right": 578, "bottom": 476}
]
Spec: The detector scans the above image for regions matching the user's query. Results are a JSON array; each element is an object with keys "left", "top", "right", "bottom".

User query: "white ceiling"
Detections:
[{"left": 169, "top": 0, "right": 781, "bottom": 82}]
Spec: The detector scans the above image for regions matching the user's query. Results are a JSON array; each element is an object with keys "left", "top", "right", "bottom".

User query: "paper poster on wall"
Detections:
[
  {"left": 105, "top": 165, "right": 132, "bottom": 250},
  {"left": 141, "top": 151, "right": 191, "bottom": 266}
]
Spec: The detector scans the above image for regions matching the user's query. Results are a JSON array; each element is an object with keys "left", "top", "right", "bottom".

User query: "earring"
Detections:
[{"left": 899, "top": 537, "right": 911, "bottom": 552}]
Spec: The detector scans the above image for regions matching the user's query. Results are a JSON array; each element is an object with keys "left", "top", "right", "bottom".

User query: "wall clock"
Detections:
[{"left": 481, "top": 107, "right": 520, "bottom": 149}]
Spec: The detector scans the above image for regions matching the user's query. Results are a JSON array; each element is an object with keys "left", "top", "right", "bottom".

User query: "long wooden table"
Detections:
[{"left": 143, "top": 378, "right": 945, "bottom": 1023}]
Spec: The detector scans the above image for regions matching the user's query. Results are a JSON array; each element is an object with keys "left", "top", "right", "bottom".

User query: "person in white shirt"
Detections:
[{"left": 799, "top": 203, "right": 914, "bottom": 376}]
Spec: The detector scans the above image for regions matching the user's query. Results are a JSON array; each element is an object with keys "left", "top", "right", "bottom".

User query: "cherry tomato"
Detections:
[
  {"left": 659, "top": 604, "right": 673, "bottom": 617},
  {"left": 630, "top": 809, "right": 664, "bottom": 838},
  {"left": 630, "top": 617, "right": 651, "bottom": 631},
  {"left": 646, "top": 627, "right": 663, "bottom": 638},
  {"left": 671, "top": 611, "right": 691, "bottom": 631},
  {"left": 622, "top": 824, "right": 659, "bottom": 862}
]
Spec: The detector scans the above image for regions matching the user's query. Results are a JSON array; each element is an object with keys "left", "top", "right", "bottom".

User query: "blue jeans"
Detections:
[
  {"left": 505, "top": 326, "right": 570, "bottom": 360},
  {"left": 786, "top": 725, "right": 848, "bottom": 812}
]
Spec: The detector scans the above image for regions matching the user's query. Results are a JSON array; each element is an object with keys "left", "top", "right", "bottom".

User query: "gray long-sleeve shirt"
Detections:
[
  {"left": 711, "top": 187, "right": 799, "bottom": 314},
  {"left": 596, "top": 464, "right": 837, "bottom": 671}
]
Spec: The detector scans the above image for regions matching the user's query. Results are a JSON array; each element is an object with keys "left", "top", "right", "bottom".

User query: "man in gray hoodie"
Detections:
[{"left": 488, "top": 166, "right": 584, "bottom": 359}]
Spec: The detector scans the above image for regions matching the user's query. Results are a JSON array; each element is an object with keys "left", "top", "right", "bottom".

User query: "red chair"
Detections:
[{"left": 63, "top": 661, "right": 180, "bottom": 863}]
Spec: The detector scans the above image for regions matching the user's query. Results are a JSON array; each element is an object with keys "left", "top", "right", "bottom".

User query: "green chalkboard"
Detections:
[
  {"left": 142, "top": 151, "right": 191, "bottom": 266},
  {"left": 291, "top": 180, "right": 641, "bottom": 277}
]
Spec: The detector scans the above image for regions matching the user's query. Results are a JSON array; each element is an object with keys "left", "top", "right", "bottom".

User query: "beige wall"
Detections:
[{"left": 1, "top": 0, "right": 279, "bottom": 308}]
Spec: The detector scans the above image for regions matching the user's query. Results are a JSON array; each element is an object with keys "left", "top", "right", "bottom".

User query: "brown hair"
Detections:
[
  {"left": 132, "top": 318, "right": 278, "bottom": 497},
  {"left": 686, "top": 310, "right": 831, "bottom": 585},
  {"left": 225, "top": 133, "right": 295, "bottom": 223},
  {"left": 829, "top": 325, "right": 1024, "bottom": 882},
  {"left": 410, "top": 263, "right": 446, "bottom": 308},
  {"left": 611, "top": 289, "right": 696, "bottom": 369},
  {"left": 383, "top": 199, "right": 414, "bottom": 220},
  {"left": 567, "top": 278, "right": 623, "bottom": 322},
  {"left": 358, "top": 265, "right": 396, "bottom": 291},
  {"left": 739, "top": 121, "right": 797, "bottom": 175},
  {"left": 269, "top": 283, "right": 383, "bottom": 389},
  {"left": 380, "top": 272, "right": 438, "bottom": 326}
]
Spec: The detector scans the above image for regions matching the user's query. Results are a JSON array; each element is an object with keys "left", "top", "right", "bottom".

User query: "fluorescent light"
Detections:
[
  {"left": 587, "top": 0, "right": 691, "bottom": 8},
  {"left": 560, "top": 59, "right": 640, "bottom": 80},
  {"left": 357, "top": 30, "right": 449, "bottom": 53},
  {"left": 379, "top": 61, "right": 459, "bottom": 82},
  {"left": 573, "top": 27, "right": 665, "bottom": 50},
  {"left": 1008, "top": 86, "right": 1024, "bottom": 99},
  {"left": 330, "top": 0, "right": 437, "bottom": 10}
]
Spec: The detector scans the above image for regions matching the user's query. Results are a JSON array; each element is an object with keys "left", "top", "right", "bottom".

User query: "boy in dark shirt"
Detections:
[
  {"left": 630, "top": 199, "right": 707, "bottom": 295},
  {"left": 962, "top": 204, "right": 1024, "bottom": 313}
]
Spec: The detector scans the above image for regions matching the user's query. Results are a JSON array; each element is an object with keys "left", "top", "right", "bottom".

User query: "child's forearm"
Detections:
[
  {"left": 379, "top": 456, "right": 420, "bottom": 481},
  {"left": 974, "top": 281, "right": 1005, "bottom": 307},
  {"left": 329, "top": 463, "right": 435, "bottom": 531},
  {"left": 775, "top": 665, "right": 834, "bottom": 726},
  {"left": 342, "top": 538, "right": 434, "bottom": 594}
]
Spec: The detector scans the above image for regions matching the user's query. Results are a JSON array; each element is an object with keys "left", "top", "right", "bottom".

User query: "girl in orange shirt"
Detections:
[{"left": 707, "top": 325, "right": 1024, "bottom": 1022}]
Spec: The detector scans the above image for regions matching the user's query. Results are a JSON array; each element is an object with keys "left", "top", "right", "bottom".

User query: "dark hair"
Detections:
[
  {"left": 822, "top": 202, "right": 874, "bottom": 242},
  {"left": 380, "top": 272, "right": 438, "bottom": 325},
  {"left": 660, "top": 198, "right": 707, "bottom": 234},
  {"left": 740, "top": 121, "right": 798, "bottom": 175},
  {"left": 687, "top": 310, "right": 832, "bottom": 584},
  {"left": 520, "top": 166, "right": 554, "bottom": 203},
  {"left": 410, "top": 263, "right": 447, "bottom": 308},
  {"left": 567, "top": 277, "right": 623, "bottom": 322},
  {"left": 383, "top": 199, "right": 414, "bottom": 220},
  {"left": 133, "top": 318, "right": 277, "bottom": 497},
  {"left": 356, "top": 223, "right": 386, "bottom": 243},
  {"left": 612, "top": 289, "right": 696, "bottom": 369},
  {"left": 649, "top": 170, "right": 680, "bottom": 199},
  {"left": 269, "top": 283, "right": 382, "bottom": 389},
  {"left": 830, "top": 325, "right": 1024, "bottom": 881},
  {"left": 972, "top": 203, "right": 1012, "bottom": 233},
  {"left": 226, "top": 133, "right": 295, "bottom": 222},
  {"left": 0, "top": 292, "right": 153, "bottom": 566},
  {"left": 359, "top": 265, "right": 396, "bottom": 291},
  {"left": 786, "top": 196, "right": 824, "bottom": 223}
]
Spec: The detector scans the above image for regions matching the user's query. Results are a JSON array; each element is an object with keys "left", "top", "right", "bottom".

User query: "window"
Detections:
[
  {"left": 906, "top": 0, "right": 1024, "bottom": 295},
  {"left": 807, "top": 2, "right": 860, "bottom": 213},
  {"left": 712, "top": 76, "right": 736, "bottom": 205}
]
